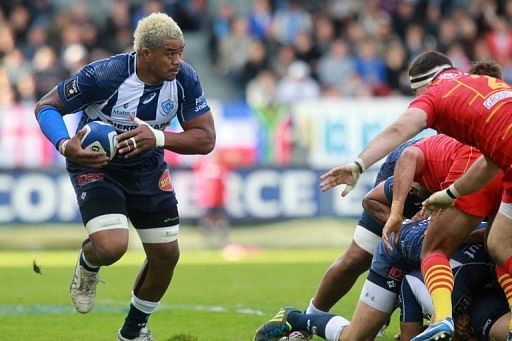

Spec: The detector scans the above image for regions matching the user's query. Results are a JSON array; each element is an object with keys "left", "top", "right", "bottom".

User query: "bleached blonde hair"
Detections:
[{"left": 133, "top": 12, "right": 183, "bottom": 51}]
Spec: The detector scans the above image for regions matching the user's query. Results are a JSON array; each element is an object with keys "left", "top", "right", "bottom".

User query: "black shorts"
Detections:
[{"left": 67, "top": 153, "right": 179, "bottom": 228}]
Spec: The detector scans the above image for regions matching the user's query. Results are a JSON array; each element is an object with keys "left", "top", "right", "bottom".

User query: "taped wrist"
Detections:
[
  {"left": 446, "top": 184, "right": 460, "bottom": 199},
  {"left": 354, "top": 158, "right": 366, "bottom": 173},
  {"left": 133, "top": 116, "right": 165, "bottom": 147},
  {"left": 58, "top": 138, "right": 70, "bottom": 156}
]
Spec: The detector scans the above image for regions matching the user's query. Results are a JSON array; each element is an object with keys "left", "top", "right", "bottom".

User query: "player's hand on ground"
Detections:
[
  {"left": 421, "top": 189, "right": 455, "bottom": 215},
  {"left": 319, "top": 161, "right": 362, "bottom": 196},
  {"left": 382, "top": 214, "right": 403, "bottom": 252},
  {"left": 64, "top": 129, "right": 109, "bottom": 168},
  {"left": 116, "top": 114, "right": 163, "bottom": 158}
]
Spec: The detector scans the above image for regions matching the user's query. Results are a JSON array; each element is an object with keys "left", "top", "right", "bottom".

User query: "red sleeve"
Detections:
[{"left": 409, "top": 91, "right": 438, "bottom": 127}]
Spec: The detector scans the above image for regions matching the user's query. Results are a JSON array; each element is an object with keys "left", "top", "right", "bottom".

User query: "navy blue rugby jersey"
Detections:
[{"left": 56, "top": 52, "right": 209, "bottom": 163}]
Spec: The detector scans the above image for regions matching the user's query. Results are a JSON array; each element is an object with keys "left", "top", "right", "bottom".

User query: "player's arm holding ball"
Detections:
[
  {"left": 34, "top": 87, "right": 109, "bottom": 168},
  {"left": 116, "top": 111, "right": 215, "bottom": 158}
]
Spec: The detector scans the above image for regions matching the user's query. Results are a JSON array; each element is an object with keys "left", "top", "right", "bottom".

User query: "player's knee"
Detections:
[
  {"left": 86, "top": 213, "right": 130, "bottom": 265},
  {"left": 148, "top": 242, "right": 180, "bottom": 269},
  {"left": 96, "top": 243, "right": 128, "bottom": 265},
  {"left": 331, "top": 247, "right": 371, "bottom": 276},
  {"left": 486, "top": 236, "right": 506, "bottom": 264}
]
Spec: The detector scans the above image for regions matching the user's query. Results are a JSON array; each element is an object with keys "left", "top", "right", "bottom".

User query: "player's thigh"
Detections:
[
  {"left": 487, "top": 208, "right": 512, "bottom": 263},
  {"left": 80, "top": 195, "right": 130, "bottom": 250},
  {"left": 69, "top": 170, "right": 130, "bottom": 249},
  {"left": 421, "top": 207, "right": 481, "bottom": 256}
]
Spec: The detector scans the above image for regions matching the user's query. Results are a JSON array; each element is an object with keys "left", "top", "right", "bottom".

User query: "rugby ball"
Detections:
[{"left": 80, "top": 121, "right": 118, "bottom": 160}]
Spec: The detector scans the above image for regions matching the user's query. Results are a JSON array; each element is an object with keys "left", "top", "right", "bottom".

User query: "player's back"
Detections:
[
  {"left": 412, "top": 72, "right": 512, "bottom": 170},
  {"left": 414, "top": 134, "right": 480, "bottom": 192}
]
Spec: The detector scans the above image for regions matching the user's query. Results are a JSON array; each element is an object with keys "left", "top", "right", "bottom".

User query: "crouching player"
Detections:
[
  {"left": 400, "top": 268, "right": 510, "bottom": 340},
  {"left": 306, "top": 139, "right": 423, "bottom": 316},
  {"left": 254, "top": 219, "right": 495, "bottom": 341}
]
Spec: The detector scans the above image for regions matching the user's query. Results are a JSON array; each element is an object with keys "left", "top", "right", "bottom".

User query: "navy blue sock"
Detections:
[
  {"left": 287, "top": 311, "right": 337, "bottom": 338},
  {"left": 79, "top": 252, "right": 99, "bottom": 273},
  {"left": 120, "top": 304, "right": 150, "bottom": 339}
]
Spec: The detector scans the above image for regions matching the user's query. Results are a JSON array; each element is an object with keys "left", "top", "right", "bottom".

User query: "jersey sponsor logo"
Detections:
[
  {"left": 104, "top": 118, "right": 167, "bottom": 132},
  {"left": 142, "top": 92, "right": 157, "bottom": 104},
  {"left": 386, "top": 280, "right": 396, "bottom": 289},
  {"left": 163, "top": 216, "right": 178, "bottom": 223},
  {"left": 195, "top": 95, "right": 208, "bottom": 112},
  {"left": 64, "top": 77, "right": 81, "bottom": 100},
  {"left": 112, "top": 108, "right": 134, "bottom": 118},
  {"left": 159, "top": 169, "right": 173, "bottom": 191},
  {"left": 363, "top": 291, "right": 376, "bottom": 301},
  {"left": 462, "top": 244, "right": 482, "bottom": 259},
  {"left": 76, "top": 172, "right": 105, "bottom": 187},
  {"left": 482, "top": 318, "right": 493, "bottom": 335},
  {"left": 437, "top": 71, "right": 464, "bottom": 80},
  {"left": 388, "top": 266, "right": 404, "bottom": 281},
  {"left": 161, "top": 99, "right": 175, "bottom": 116},
  {"left": 453, "top": 294, "right": 471, "bottom": 313},
  {"left": 483, "top": 90, "right": 512, "bottom": 109}
]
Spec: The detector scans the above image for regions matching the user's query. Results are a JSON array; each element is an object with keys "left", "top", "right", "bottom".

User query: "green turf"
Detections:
[{"left": 0, "top": 249, "right": 400, "bottom": 340}]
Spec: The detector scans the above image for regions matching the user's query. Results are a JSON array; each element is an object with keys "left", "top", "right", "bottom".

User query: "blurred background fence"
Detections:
[{"left": 1, "top": 0, "right": 511, "bottom": 225}]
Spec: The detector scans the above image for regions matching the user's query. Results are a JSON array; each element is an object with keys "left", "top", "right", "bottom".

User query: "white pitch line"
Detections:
[{"left": 0, "top": 302, "right": 265, "bottom": 316}]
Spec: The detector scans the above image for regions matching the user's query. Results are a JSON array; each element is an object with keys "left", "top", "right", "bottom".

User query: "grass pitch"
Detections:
[{"left": 0, "top": 220, "right": 401, "bottom": 340}]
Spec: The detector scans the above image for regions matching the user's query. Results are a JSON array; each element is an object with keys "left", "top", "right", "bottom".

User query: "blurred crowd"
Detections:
[
  {"left": 0, "top": 0, "right": 205, "bottom": 107},
  {"left": 210, "top": 0, "right": 512, "bottom": 106},
  {"left": 1, "top": 0, "right": 512, "bottom": 107}
]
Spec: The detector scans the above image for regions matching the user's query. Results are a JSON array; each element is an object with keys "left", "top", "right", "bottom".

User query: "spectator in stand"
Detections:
[
  {"left": 384, "top": 39, "right": 410, "bottom": 95},
  {"left": 21, "top": 23, "right": 48, "bottom": 59},
  {"left": 239, "top": 40, "right": 269, "bottom": 89},
  {"left": 345, "top": 20, "right": 368, "bottom": 49},
  {"left": 317, "top": 39, "right": 356, "bottom": 94},
  {"left": 193, "top": 151, "right": 231, "bottom": 248},
  {"left": 32, "top": 46, "right": 66, "bottom": 100},
  {"left": 293, "top": 31, "right": 321, "bottom": 77},
  {"left": 130, "top": 0, "right": 163, "bottom": 31},
  {"left": 271, "top": 44, "right": 296, "bottom": 79},
  {"left": 313, "top": 17, "right": 335, "bottom": 55},
  {"left": 446, "top": 43, "right": 472, "bottom": 71},
  {"left": 275, "top": 60, "right": 320, "bottom": 103},
  {"left": 404, "top": 23, "right": 425, "bottom": 59},
  {"left": 358, "top": 0, "right": 391, "bottom": 38},
  {"left": 485, "top": 16, "right": 512, "bottom": 66},
  {"left": 422, "top": 2, "right": 442, "bottom": 40},
  {"left": 99, "top": 0, "right": 132, "bottom": 53},
  {"left": 208, "top": 1, "right": 235, "bottom": 66},
  {"left": 248, "top": 0, "right": 273, "bottom": 41},
  {"left": 0, "top": 22, "right": 15, "bottom": 57},
  {"left": 437, "top": 18, "right": 458, "bottom": 54},
  {"left": 354, "top": 39, "right": 387, "bottom": 96},
  {"left": 218, "top": 16, "right": 254, "bottom": 84},
  {"left": 246, "top": 69, "right": 277, "bottom": 108},
  {"left": 0, "top": 69, "right": 15, "bottom": 106},
  {"left": 272, "top": 0, "right": 312, "bottom": 45}
]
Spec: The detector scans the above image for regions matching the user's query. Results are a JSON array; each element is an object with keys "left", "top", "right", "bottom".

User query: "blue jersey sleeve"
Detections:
[
  {"left": 176, "top": 61, "right": 210, "bottom": 124},
  {"left": 57, "top": 54, "right": 131, "bottom": 114}
]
